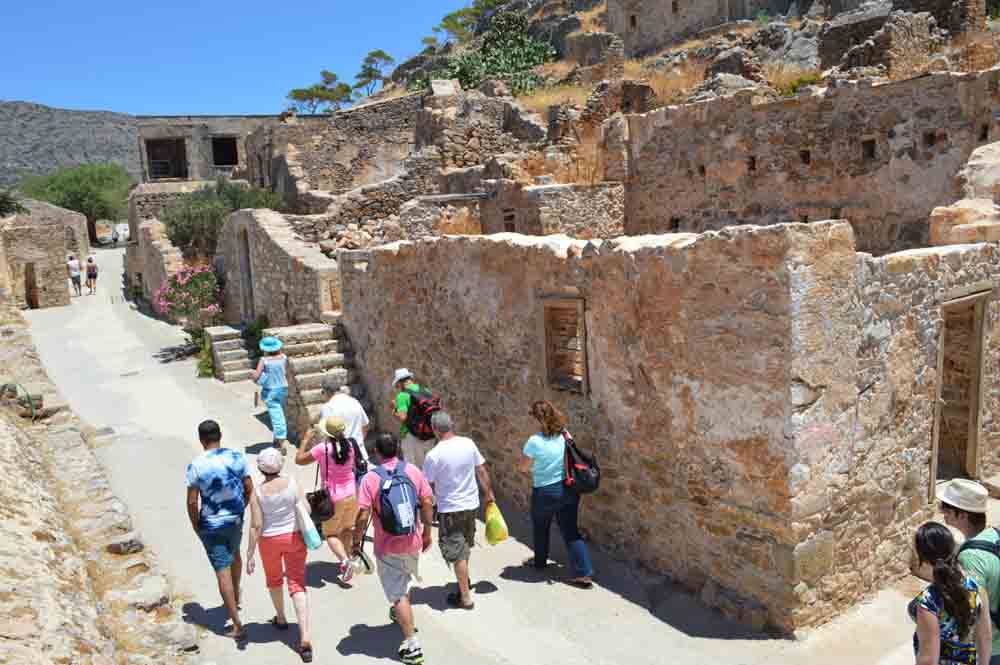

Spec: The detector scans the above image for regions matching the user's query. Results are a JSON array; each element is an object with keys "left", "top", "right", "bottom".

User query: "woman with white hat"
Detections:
[
  {"left": 254, "top": 336, "right": 290, "bottom": 453},
  {"left": 247, "top": 447, "right": 314, "bottom": 662}
]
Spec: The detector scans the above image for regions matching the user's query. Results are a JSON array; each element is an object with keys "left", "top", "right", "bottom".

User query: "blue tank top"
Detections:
[{"left": 259, "top": 356, "right": 288, "bottom": 390}]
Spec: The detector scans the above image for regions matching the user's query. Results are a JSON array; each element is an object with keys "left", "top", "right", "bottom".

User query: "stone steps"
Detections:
[
  {"left": 290, "top": 353, "right": 350, "bottom": 374},
  {"left": 213, "top": 339, "right": 245, "bottom": 353},
  {"left": 282, "top": 339, "right": 344, "bottom": 358},
  {"left": 300, "top": 380, "right": 365, "bottom": 406},
  {"left": 297, "top": 367, "right": 351, "bottom": 391},
  {"left": 264, "top": 323, "right": 335, "bottom": 346},
  {"left": 206, "top": 325, "right": 260, "bottom": 383},
  {"left": 222, "top": 369, "right": 255, "bottom": 383},
  {"left": 217, "top": 349, "right": 250, "bottom": 363},
  {"left": 221, "top": 358, "right": 254, "bottom": 372}
]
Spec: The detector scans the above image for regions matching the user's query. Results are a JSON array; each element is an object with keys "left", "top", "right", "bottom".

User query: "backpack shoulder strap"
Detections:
[{"left": 959, "top": 538, "right": 1000, "bottom": 557}]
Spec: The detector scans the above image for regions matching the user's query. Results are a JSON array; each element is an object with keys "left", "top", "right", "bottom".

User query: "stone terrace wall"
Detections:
[
  {"left": 0, "top": 101, "right": 142, "bottom": 188},
  {"left": 2, "top": 215, "right": 70, "bottom": 309},
  {"left": 136, "top": 220, "right": 184, "bottom": 303},
  {"left": 614, "top": 69, "right": 1000, "bottom": 255},
  {"left": 341, "top": 223, "right": 875, "bottom": 631},
  {"left": 818, "top": 4, "right": 891, "bottom": 69},
  {"left": 892, "top": 0, "right": 985, "bottom": 33},
  {"left": 246, "top": 95, "right": 423, "bottom": 199},
  {"left": 218, "top": 209, "right": 340, "bottom": 326},
  {"left": 481, "top": 180, "right": 625, "bottom": 238}
]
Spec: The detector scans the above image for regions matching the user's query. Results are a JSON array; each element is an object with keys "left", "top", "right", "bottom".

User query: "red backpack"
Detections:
[{"left": 404, "top": 386, "right": 442, "bottom": 440}]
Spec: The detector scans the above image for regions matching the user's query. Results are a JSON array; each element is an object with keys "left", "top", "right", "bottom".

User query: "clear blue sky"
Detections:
[{"left": 0, "top": 0, "right": 468, "bottom": 115}]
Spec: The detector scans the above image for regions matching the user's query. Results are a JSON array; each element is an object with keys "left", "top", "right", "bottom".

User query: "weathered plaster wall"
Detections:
[
  {"left": 481, "top": 180, "right": 625, "bottom": 238},
  {"left": 218, "top": 209, "right": 339, "bottom": 326},
  {"left": 16, "top": 199, "right": 89, "bottom": 263},
  {"left": 607, "top": 0, "right": 762, "bottom": 56},
  {"left": 2, "top": 212, "right": 71, "bottom": 309},
  {"left": 614, "top": 69, "right": 1000, "bottom": 255}
]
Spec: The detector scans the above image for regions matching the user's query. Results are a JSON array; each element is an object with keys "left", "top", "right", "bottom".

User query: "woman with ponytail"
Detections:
[
  {"left": 296, "top": 416, "right": 364, "bottom": 583},
  {"left": 910, "top": 521, "right": 992, "bottom": 664}
]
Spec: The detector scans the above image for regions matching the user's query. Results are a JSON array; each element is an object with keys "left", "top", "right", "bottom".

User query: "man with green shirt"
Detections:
[
  {"left": 938, "top": 478, "right": 1000, "bottom": 663},
  {"left": 393, "top": 368, "right": 433, "bottom": 469}
]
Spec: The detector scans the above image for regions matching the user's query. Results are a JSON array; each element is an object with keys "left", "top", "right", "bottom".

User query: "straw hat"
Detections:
[
  {"left": 392, "top": 368, "right": 413, "bottom": 386},
  {"left": 936, "top": 478, "right": 988, "bottom": 514},
  {"left": 257, "top": 447, "right": 284, "bottom": 475},
  {"left": 259, "top": 336, "right": 283, "bottom": 353},
  {"left": 317, "top": 416, "right": 347, "bottom": 439}
]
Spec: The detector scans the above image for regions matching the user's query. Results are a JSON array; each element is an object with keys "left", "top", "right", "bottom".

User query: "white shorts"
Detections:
[{"left": 377, "top": 554, "right": 421, "bottom": 604}]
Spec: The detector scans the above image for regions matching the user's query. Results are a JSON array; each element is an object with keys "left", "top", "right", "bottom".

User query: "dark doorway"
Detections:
[
  {"left": 24, "top": 263, "right": 40, "bottom": 309},
  {"left": 932, "top": 293, "right": 988, "bottom": 488},
  {"left": 146, "top": 138, "right": 188, "bottom": 179},
  {"left": 212, "top": 137, "right": 239, "bottom": 168},
  {"left": 238, "top": 228, "right": 255, "bottom": 322}
]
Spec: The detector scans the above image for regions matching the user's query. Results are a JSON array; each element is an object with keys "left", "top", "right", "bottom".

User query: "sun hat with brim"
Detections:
[
  {"left": 936, "top": 478, "right": 989, "bottom": 514},
  {"left": 317, "top": 416, "right": 347, "bottom": 439},
  {"left": 257, "top": 447, "right": 284, "bottom": 475},
  {"left": 259, "top": 336, "right": 283, "bottom": 353},
  {"left": 392, "top": 368, "right": 413, "bottom": 387}
]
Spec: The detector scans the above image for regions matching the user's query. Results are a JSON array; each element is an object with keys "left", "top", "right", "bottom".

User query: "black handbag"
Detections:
[
  {"left": 307, "top": 443, "right": 335, "bottom": 522},
  {"left": 562, "top": 431, "right": 600, "bottom": 495}
]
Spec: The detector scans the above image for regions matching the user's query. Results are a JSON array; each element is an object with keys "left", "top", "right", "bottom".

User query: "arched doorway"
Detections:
[
  {"left": 24, "top": 263, "right": 40, "bottom": 309},
  {"left": 238, "top": 228, "right": 255, "bottom": 322}
]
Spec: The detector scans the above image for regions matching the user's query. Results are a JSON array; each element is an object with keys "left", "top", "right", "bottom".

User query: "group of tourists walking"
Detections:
[
  {"left": 184, "top": 362, "right": 597, "bottom": 663},
  {"left": 66, "top": 254, "right": 98, "bottom": 296}
]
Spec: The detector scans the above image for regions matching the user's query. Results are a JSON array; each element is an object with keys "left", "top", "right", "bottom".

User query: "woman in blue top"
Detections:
[
  {"left": 518, "top": 400, "right": 594, "bottom": 588},
  {"left": 909, "top": 521, "right": 991, "bottom": 665},
  {"left": 254, "top": 336, "right": 290, "bottom": 453}
]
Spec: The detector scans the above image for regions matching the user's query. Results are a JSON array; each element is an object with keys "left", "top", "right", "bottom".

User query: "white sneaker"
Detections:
[{"left": 340, "top": 559, "right": 355, "bottom": 583}]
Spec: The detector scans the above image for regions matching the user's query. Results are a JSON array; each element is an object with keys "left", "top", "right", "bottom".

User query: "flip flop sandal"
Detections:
[
  {"left": 225, "top": 626, "right": 248, "bottom": 642},
  {"left": 299, "top": 644, "right": 314, "bottom": 663},
  {"left": 565, "top": 578, "right": 594, "bottom": 589},
  {"left": 446, "top": 592, "right": 475, "bottom": 610},
  {"left": 270, "top": 616, "right": 290, "bottom": 630}
]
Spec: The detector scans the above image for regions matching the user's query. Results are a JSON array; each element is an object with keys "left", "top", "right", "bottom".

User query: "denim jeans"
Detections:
[
  {"left": 531, "top": 481, "right": 594, "bottom": 578},
  {"left": 261, "top": 387, "right": 288, "bottom": 441}
]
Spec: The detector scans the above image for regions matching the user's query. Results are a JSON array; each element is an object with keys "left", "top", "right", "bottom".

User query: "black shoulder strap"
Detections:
[{"left": 959, "top": 531, "right": 1000, "bottom": 628}]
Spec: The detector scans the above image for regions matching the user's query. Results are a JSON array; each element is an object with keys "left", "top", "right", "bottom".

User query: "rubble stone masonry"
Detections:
[
  {"left": 1, "top": 206, "right": 73, "bottom": 309},
  {"left": 612, "top": 68, "right": 1000, "bottom": 255}
]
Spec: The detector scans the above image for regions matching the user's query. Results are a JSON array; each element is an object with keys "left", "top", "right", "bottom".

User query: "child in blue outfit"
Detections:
[{"left": 254, "top": 336, "right": 290, "bottom": 451}]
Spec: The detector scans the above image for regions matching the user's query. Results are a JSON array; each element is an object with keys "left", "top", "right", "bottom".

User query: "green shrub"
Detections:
[
  {"left": 19, "top": 164, "right": 132, "bottom": 242},
  {"left": 242, "top": 315, "right": 271, "bottom": 354},
  {"left": 756, "top": 10, "right": 770, "bottom": 26},
  {"left": 196, "top": 335, "right": 216, "bottom": 378},
  {"left": 161, "top": 179, "right": 283, "bottom": 257},
  {"left": 0, "top": 190, "right": 27, "bottom": 217}
]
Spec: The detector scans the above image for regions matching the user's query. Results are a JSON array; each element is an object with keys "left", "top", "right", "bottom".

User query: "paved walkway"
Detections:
[{"left": 24, "top": 247, "right": 921, "bottom": 665}]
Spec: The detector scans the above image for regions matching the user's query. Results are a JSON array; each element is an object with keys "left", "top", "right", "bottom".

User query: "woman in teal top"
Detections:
[
  {"left": 254, "top": 337, "right": 289, "bottom": 452},
  {"left": 518, "top": 400, "right": 594, "bottom": 588}
]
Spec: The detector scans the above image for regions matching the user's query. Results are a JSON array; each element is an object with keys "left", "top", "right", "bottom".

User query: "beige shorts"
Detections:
[
  {"left": 321, "top": 495, "right": 358, "bottom": 540},
  {"left": 377, "top": 554, "right": 421, "bottom": 604},
  {"left": 401, "top": 433, "right": 433, "bottom": 469}
]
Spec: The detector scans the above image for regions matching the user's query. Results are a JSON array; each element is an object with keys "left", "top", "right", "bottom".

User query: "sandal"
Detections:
[
  {"left": 299, "top": 644, "right": 314, "bottom": 663},
  {"left": 446, "top": 592, "right": 475, "bottom": 610},
  {"left": 565, "top": 577, "right": 594, "bottom": 589},
  {"left": 224, "top": 625, "right": 248, "bottom": 641},
  {"left": 522, "top": 556, "right": 547, "bottom": 570},
  {"left": 270, "top": 616, "right": 290, "bottom": 630}
]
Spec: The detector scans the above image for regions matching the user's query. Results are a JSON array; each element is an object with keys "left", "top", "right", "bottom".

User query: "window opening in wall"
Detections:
[
  {"left": 747, "top": 155, "right": 757, "bottom": 172},
  {"left": 698, "top": 165, "right": 706, "bottom": 177},
  {"left": 799, "top": 149, "right": 811, "bottom": 165},
  {"left": 146, "top": 138, "right": 188, "bottom": 179},
  {"left": 980, "top": 124, "right": 990, "bottom": 143},
  {"left": 212, "top": 137, "right": 239, "bottom": 167},
  {"left": 672, "top": 0, "right": 679, "bottom": 14},
  {"left": 924, "top": 131, "right": 937, "bottom": 148},
  {"left": 24, "top": 263, "right": 39, "bottom": 310},
  {"left": 862, "top": 139, "right": 876, "bottom": 161},
  {"left": 832, "top": 207, "right": 842, "bottom": 219},
  {"left": 630, "top": 14, "right": 637, "bottom": 28},
  {"left": 801, "top": 215, "right": 809, "bottom": 223},
  {"left": 931, "top": 292, "right": 989, "bottom": 493},
  {"left": 669, "top": 216, "right": 682, "bottom": 232},
  {"left": 503, "top": 209, "right": 517, "bottom": 233},
  {"left": 544, "top": 298, "right": 588, "bottom": 395}
]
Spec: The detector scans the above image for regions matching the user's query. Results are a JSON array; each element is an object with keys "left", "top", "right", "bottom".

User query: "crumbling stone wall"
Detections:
[
  {"left": 481, "top": 180, "right": 625, "bottom": 238},
  {"left": 565, "top": 31, "right": 625, "bottom": 67},
  {"left": 614, "top": 68, "right": 1000, "bottom": 255},
  {"left": 246, "top": 95, "right": 423, "bottom": 198},
  {"left": 218, "top": 209, "right": 340, "bottom": 326},
  {"left": 818, "top": 4, "right": 892, "bottom": 69},
  {"left": 136, "top": 220, "right": 184, "bottom": 303},
  {"left": 840, "top": 11, "right": 943, "bottom": 75},
  {"left": 126, "top": 181, "right": 212, "bottom": 288},
  {"left": 15, "top": 199, "right": 89, "bottom": 263},
  {"left": 892, "top": 0, "right": 985, "bottom": 34},
  {"left": 607, "top": 0, "right": 765, "bottom": 56},
  {"left": 1, "top": 212, "right": 70, "bottom": 310}
]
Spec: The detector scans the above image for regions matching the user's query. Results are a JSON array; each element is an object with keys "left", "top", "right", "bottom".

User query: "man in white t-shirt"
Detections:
[
  {"left": 318, "top": 380, "right": 370, "bottom": 466},
  {"left": 66, "top": 255, "right": 82, "bottom": 297},
  {"left": 423, "top": 411, "right": 495, "bottom": 610}
]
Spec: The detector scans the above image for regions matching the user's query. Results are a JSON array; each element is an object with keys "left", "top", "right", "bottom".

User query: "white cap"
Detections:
[
  {"left": 392, "top": 368, "right": 413, "bottom": 387},
  {"left": 936, "top": 478, "right": 989, "bottom": 514}
]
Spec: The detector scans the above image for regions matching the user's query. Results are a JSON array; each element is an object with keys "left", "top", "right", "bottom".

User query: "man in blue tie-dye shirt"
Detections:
[{"left": 186, "top": 420, "right": 253, "bottom": 641}]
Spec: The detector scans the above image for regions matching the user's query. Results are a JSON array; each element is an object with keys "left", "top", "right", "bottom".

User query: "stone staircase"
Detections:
[
  {"left": 205, "top": 327, "right": 256, "bottom": 383},
  {"left": 262, "top": 312, "right": 371, "bottom": 439}
]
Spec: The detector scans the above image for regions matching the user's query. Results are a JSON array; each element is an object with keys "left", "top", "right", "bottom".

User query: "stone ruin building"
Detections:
[{"left": 0, "top": 199, "right": 89, "bottom": 309}]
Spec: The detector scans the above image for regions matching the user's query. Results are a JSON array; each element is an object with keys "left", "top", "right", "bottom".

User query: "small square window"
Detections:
[
  {"left": 544, "top": 299, "right": 587, "bottom": 395},
  {"left": 801, "top": 215, "right": 810, "bottom": 223},
  {"left": 800, "top": 149, "right": 811, "bottom": 165},
  {"left": 980, "top": 124, "right": 990, "bottom": 143},
  {"left": 672, "top": 0, "right": 679, "bottom": 14},
  {"left": 862, "top": 139, "right": 876, "bottom": 161},
  {"left": 630, "top": 14, "right": 637, "bottom": 28},
  {"left": 503, "top": 210, "right": 516, "bottom": 233},
  {"left": 669, "top": 216, "right": 682, "bottom": 232},
  {"left": 698, "top": 165, "right": 706, "bottom": 177},
  {"left": 832, "top": 207, "right": 842, "bottom": 219},
  {"left": 747, "top": 156, "right": 757, "bottom": 172},
  {"left": 924, "top": 131, "right": 937, "bottom": 148}
]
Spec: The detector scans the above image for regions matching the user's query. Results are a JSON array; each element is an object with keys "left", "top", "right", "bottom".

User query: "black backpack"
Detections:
[
  {"left": 404, "top": 386, "right": 442, "bottom": 441},
  {"left": 349, "top": 437, "right": 368, "bottom": 477},
  {"left": 958, "top": 528, "right": 1000, "bottom": 628},
  {"left": 562, "top": 431, "right": 600, "bottom": 494}
]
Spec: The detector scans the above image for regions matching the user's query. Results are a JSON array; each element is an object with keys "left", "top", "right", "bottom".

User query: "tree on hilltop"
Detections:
[
  {"left": 287, "top": 70, "right": 353, "bottom": 114},
  {"left": 435, "top": 0, "right": 513, "bottom": 44},
  {"left": 20, "top": 164, "right": 131, "bottom": 242},
  {"left": 353, "top": 50, "right": 396, "bottom": 98}
]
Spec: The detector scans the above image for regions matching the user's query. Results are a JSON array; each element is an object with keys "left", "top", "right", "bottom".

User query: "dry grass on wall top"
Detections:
[
  {"left": 624, "top": 60, "right": 708, "bottom": 107},
  {"left": 537, "top": 60, "right": 577, "bottom": 80},
  {"left": 518, "top": 84, "right": 591, "bottom": 114},
  {"left": 573, "top": 2, "right": 607, "bottom": 33},
  {"left": 764, "top": 62, "right": 822, "bottom": 96}
]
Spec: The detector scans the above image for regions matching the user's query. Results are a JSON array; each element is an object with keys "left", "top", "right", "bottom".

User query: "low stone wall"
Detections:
[
  {"left": 218, "top": 209, "right": 340, "bottom": 326},
  {"left": 136, "top": 219, "right": 184, "bottom": 303},
  {"left": 565, "top": 31, "right": 625, "bottom": 68},
  {"left": 481, "top": 180, "right": 625, "bottom": 238},
  {"left": 0, "top": 304, "right": 195, "bottom": 664}
]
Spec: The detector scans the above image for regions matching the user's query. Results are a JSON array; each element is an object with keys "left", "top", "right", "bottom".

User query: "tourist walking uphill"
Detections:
[
  {"left": 392, "top": 368, "right": 440, "bottom": 469},
  {"left": 246, "top": 447, "right": 314, "bottom": 662},
  {"left": 185, "top": 420, "right": 253, "bottom": 642},
  {"left": 353, "top": 433, "right": 434, "bottom": 665},
  {"left": 254, "top": 336, "right": 290, "bottom": 452},
  {"left": 319, "top": 380, "right": 371, "bottom": 472},
  {"left": 296, "top": 416, "right": 367, "bottom": 582},
  {"left": 520, "top": 400, "right": 594, "bottom": 588},
  {"left": 423, "top": 411, "right": 496, "bottom": 610}
]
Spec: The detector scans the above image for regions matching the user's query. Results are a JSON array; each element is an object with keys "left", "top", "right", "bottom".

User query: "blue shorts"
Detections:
[{"left": 198, "top": 521, "right": 243, "bottom": 571}]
